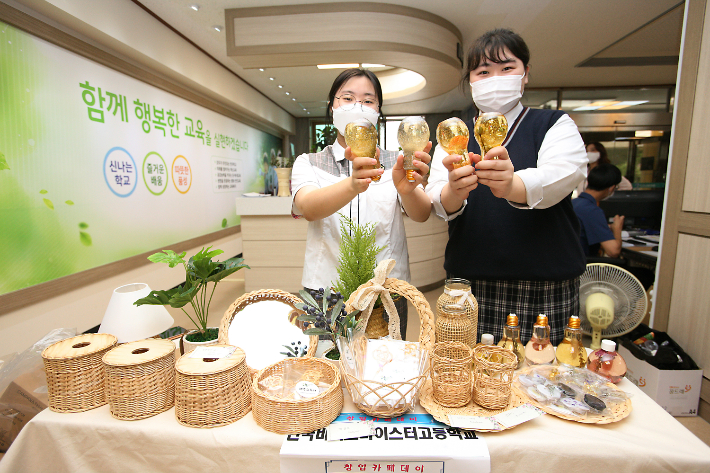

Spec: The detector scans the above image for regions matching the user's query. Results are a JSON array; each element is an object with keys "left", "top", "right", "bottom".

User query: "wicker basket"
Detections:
[
  {"left": 102, "top": 338, "right": 176, "bottom": 420},
  {"left": 436, "top": 278, "right": 478, "bottom": 341},
  {"left": 251, "top": 356, "right": 343, "bottom": 434},
  {"left": 42, "top": 333, "right": 118, "bottom": 413},
  {"left": 175, "top": 345, "right": 251, "bottom": 428},
  {"left": 218, "top": 289, "right": 318, "bottom": 374},
  {"left": 342, "top": 277, "right": 435, "bottom": 418},
  {"left": 430, "top": 341, "right": 473, "bottom": 408},
  {"left": 472, "top": 345, "right": 517, "bottom": 410}
]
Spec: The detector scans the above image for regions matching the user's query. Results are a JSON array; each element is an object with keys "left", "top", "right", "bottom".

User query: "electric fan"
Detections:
[{"left": 579, "top": 263, "right": 648, "bottom": 350}]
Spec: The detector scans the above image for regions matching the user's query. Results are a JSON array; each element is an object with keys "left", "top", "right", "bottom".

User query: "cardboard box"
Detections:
[
  {"left": 619, "top": 344, "right": 703, "bottom": 416},
  {"left": 0, "top": 365, "right": 49, "bottom": 452}
]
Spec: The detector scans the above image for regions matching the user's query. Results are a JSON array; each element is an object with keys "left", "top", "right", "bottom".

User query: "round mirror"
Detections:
[{"left": 219, "top": 290, "right": 316, "bottom": 371}]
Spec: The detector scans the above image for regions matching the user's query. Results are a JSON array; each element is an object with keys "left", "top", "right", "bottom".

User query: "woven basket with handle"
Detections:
[{"left": 342, "top": 274, "right": 435, "bottom": 418}]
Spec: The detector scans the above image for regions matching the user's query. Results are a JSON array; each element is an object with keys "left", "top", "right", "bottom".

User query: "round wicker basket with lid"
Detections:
[
  {"left": 42, "top": 333, "right": 118, "bottom": 413},
  {"left": 102, "top": 338, "right": 176, "bottom": 420},
  {"left": 175, "top": 345, "right": 251, "bottom": 428}
]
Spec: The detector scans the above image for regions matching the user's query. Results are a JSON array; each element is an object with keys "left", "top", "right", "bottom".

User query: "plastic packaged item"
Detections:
[
  {"left": 497, "top": 314, "right": 525, "bottom": 368},
  {"left": 0, "top": 328, "right": 77, "bottom": 452},
  {"left": 525, "top": 314, "right": 555, "bottom": 366},
  {"left": 514, "top": 365, "right": 630, "bottom": 421},
  {"left": 587, "top": 339, "right": 627, "bottom": 383},
  {"left": 555, "top": 315, "right": 588, "bottom": 368}
]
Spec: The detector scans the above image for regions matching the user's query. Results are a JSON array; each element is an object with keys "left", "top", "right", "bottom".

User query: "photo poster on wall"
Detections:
[{"left": 0, "top": 21, "right": 282, "bottom": 296}]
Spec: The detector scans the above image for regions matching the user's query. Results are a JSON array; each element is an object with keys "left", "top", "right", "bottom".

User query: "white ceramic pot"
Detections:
[{"left": 181, "top": 328, "right": 219, "bottom": 354}]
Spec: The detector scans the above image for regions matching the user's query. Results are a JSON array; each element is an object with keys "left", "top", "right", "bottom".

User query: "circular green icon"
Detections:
[{"left": 142, "top": 151, "right": 168, "bottom": 196}]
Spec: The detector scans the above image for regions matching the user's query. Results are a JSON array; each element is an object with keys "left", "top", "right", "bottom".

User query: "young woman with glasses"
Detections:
[{"left": 290, "top": 68, "right": 432, "bottom": 337}]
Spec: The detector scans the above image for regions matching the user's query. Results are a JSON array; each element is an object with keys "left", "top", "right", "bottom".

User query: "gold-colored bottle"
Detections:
[
  {"left": 345, "top": 119, "right": 381, "bottom": 182},
  {"left": 497, "top": 314, "right": 525, "bottom": 369},
  {"left": 397, "top": 116, "right": 429, "bottom": 182},
  {"left": 473, "top": 112, "right": 508, "bottom": 157},
  {"left": 436, "top": 117, "right": 470, "bottom": 168},
  {"left": 555, "top": 315, "right": 588, "bottom": 368}
]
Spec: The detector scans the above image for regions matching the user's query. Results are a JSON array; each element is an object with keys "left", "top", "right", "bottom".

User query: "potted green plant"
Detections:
[
  {"left": 134, "top": 246, "right": 249, "bottom": 352},
  {"left": 271, "top": 150, "right": 295, "bottom": 197},
  {"left": 295, "top": 287, "right": 359, "bottom": 360},
  {"left": 331, "top": 215, "right": 403, "bottom": 339},
  {"left": 311, "top": 124, "right": 338, "bottom": 153}
]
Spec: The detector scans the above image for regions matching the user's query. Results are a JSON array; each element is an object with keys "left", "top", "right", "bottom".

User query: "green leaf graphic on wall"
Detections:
[
  {"left": 0, "top": 21, "right": 78, "bottom": 294},
  {"left": 0, "top": 152, "right": 9, "bottom": 170},
  {"left": 1, "top": 20, "right": 275, "bottom": 296}
]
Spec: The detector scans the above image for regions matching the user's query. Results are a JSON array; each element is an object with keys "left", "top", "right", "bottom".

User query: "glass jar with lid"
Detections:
[{"left": 436, "top": 278, "right": 478, "bottom": 342}]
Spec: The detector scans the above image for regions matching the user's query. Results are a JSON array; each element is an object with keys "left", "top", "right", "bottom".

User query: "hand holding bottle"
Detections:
[
  {"left": 474, "top": 148, "right": 516, "bottom": 199},
  {"left": 344, "top": 146, "right": 383, "bottom": 194}
]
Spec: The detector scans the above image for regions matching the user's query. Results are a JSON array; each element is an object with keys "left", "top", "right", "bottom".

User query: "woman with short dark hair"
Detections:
[{"left": 426, "top": 28, "right": 588, "bottom": 345}]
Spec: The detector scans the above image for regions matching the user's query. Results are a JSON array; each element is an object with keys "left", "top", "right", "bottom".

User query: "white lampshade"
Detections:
[{"left": 99, "top": 283, "right": 174, "bottom": 343}]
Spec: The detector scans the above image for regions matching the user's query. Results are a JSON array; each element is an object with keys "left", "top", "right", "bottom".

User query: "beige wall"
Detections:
[{"left": 655, "top": 0, "right": 710, "bottom": 421}]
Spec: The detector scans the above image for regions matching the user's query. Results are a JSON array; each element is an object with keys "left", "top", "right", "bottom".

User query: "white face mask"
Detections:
[
  {"left": 332, "top": 104, "right": 380, "bottom": 135},
  {"left": 470, "top": 73, "right": 525, "bottom": 114},
  {"left": 586, "top": 151, "right": 601, "bottom": 163}
]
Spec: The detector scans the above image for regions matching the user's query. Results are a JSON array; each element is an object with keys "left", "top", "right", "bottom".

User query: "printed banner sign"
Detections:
[
  {"left": 0, "top": 21, "right": 282, "bottom": 295},
  {"left": 280, "top": 419, "right": 491, "bottom": 473}
]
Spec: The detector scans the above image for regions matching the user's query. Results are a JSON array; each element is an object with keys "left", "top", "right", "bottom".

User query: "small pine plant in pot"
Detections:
[
  {"left": 134, "top": 247, "right": 249, "bottom": 353},
  {"left": 331, "top": 215, "right": 404, "bottom": 338}
]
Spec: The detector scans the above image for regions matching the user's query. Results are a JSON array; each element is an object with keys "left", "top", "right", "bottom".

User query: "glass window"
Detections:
[
  {"left": 560, "top": 88, "right": 670, "bottom": 113},
  {"left": 522, "top": 90, "right": 558, "bottom": 109}
]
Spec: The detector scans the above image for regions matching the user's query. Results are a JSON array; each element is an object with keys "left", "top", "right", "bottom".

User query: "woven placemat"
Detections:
[
  {"left": 512, "top": 367, "right": 632, "bottom": 424},
  {"left": 419, "top": 378, "right": 525, "bottom": 432}
]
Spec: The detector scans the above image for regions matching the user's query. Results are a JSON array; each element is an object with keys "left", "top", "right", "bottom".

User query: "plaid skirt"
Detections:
[{"left": 466, "top": 277, "right": 580, "bottom": 346}]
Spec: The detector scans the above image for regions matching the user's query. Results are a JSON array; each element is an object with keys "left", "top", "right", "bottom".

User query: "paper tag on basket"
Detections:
[
  {"left": 341, "top": 344, "right": 356, "bottom": 370},
  {"left": 447, "top": 415, "right": 499, "bottom": 431},
  {"left": 295, "top": 381, "right": 321, "bottom": 399},
  {"left": 188, "top": 346, "right": 236, "bottom": 359},
  {"left": 492, "top": 403, "right": 545, "bottom": 429},
  {"left": 326, "top": 421, "right": 373, "bottom": 441}
]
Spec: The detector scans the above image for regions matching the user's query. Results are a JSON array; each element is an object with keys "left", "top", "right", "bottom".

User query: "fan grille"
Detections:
[{"left": 579, "top": 264, "right": 647, "bottom": 337}]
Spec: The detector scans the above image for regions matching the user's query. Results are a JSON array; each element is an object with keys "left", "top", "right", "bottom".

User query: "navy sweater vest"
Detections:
[{"left": 444, "top": 108, "right": 586, "bottom": 281}]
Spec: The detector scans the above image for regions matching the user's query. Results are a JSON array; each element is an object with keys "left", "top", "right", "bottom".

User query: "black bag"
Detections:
[{"left": 619, "top": 323, "right": 698, "bottom": 370}]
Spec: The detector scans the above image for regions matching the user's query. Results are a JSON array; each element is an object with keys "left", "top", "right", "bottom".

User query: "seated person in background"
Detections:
[
  {"left": 573, "top": 163, "right": 624, "bottom": 258},
  {"left": 575, "top": 142, "right": 632, "bottom": 196}
]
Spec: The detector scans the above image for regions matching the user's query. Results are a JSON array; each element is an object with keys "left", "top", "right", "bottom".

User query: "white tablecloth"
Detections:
[{"left": 1, "top": 379, "right": 709, "bottom": 473}]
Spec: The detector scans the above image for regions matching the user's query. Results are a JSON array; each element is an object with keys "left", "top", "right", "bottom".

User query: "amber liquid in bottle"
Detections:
[
  {"left": 525, "top": 314, "right": 556, "bottom": 366},
  {"left": 497, "top": 314, "right": 525, "bottom": 369},
  {"left": 555, "top": 316, "right": 588, "bottom": 368}
]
